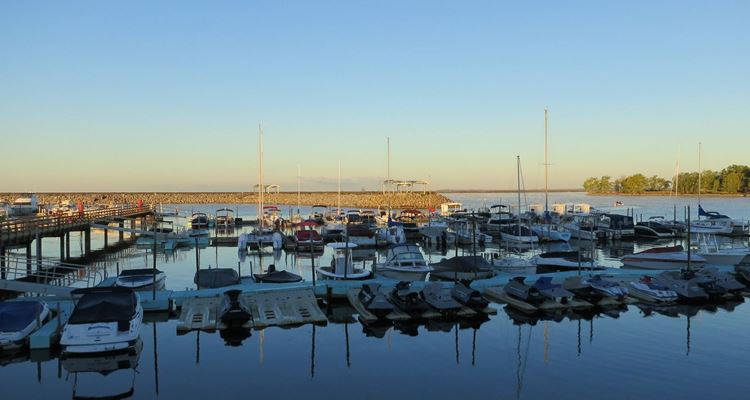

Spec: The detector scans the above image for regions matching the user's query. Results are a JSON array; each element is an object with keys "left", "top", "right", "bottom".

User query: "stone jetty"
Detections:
[{"left": 1, "top": 192, "right": 453, "bottom": 210}]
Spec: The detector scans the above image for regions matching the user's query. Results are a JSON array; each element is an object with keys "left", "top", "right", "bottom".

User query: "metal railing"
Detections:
[{"left": 0, "top": 255, "right": 104, "bottom": 289}]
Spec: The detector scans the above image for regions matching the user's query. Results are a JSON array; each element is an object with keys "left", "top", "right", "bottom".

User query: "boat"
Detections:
[
  {"left": 253, "top": 264, "right": 303, "bottom": 283},
  {"left": 190, "top": 212, "right": 210, "bottom": 230},
  {"left": 346, "top": 223, "right": 377, "bottom": 247},
  {"left": 627, "top": 276, "right": 679, "bottom": 303},
  {"left": 504, "top": 276, "right": 574, "bottom": 306},
  {"left": 315, "top": 242, "right": 371, "bottom": 280},
  {"left": 561, "top": 214, "right": 604, "bottom": 241},
  {"left": 219, "top": 290, "right": 251, "bottom": 327},
  {"left": 0, "top": 300, "right": 51, "bottom": 350},
  {"left": 532, "top": 251, "right": 603, "bottom": 273},
  {"left": 595, "top": 213, "right": 635, "bottom": 240},
  {"left": 376, "top": 243, "right": 433, "bottom": 281},
  {"left": 440, "top": 202, "right": 464, "bottom": 217},
  {"left": 215, "top": 208, "right": 235, "bottom": 229},
  {"left": 654, "top": 270, "right": 719, "bottom": 301},
  {"left": 388, "top": 281, "right": 430, "bottom": 316},
  {"left": 114, "top": 268, "right": 166, "bottom": 290},
  {"left": 735, "top": 265, "right": 750, "bottom": 285},
  {"left": 692, "top": 206, "right": 747, "bottom": 236},
  {"left": 621, "top": 245, "right": 706, "bottom": 270},
  {"left": 422, "top": 283, "right": 462, "bottom": 313},
  {"left": 293, "top": 220, "right": 325, "bottom": 251},
  {"left": 450, "top": 281, "right": 489, "bottom": 309},
  {"left": 309, "top": 205, "right": 327, "bottom": 225},
  {"left": 378, "top": 224, "right": 406, "bottom": 245},
  {"left": 564, "top": 275, "right": 628, "bottom": 302},
  {"left": 60, "top": 287, "right": 143, "bottom": 354},
  {"left": 7, "top": 193, "right": 39, "bottom": 217},
  {"left": 693, "top": 233, "right": 748, "bottom": 265},
  {"left": 695, "top": 267, "right": 746, "bottom": 293},
  {"left": 635, "top": 217, "right": 678, "bottom": 239},
  {"left": 586, "top": 275, "right": 629, "bottom": 300},
  {"left": 419, "top": 216, "right": 450, "bottom": 242},
  {"left": 194, "top": 268, "right": 240, "bottom": 288},
  {"left": 357, "top": 283, "right": 394, "bottom": 318},
  {"left": 430, "top": 256, "right": 495, "bottom": 281},
  {"left": 489, "top": 255, "right": 537, "bottom": 274},
  {"left": 500, "top": 224, "right": 539, "bottom": 244},
  {"left": 484, "top": 205, "right": 514, "bottom": 234}
]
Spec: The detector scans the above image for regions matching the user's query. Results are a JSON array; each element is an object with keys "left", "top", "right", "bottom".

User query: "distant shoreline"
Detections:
[{"left": 586, "top": 191, "right": 749, "bottom": 198}]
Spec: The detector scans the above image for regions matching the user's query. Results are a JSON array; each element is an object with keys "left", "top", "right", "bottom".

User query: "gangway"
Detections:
[{"left": 0, "top": 255, "right": 103, "bottom": 295}]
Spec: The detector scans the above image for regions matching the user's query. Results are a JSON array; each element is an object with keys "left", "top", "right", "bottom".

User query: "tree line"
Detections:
[{"left": 583, "top": 165, "right": 750, "bottom": 194}]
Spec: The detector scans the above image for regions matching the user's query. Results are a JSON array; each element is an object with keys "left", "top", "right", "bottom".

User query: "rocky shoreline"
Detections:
[{"left": 0, "top": 192, "right": 453, "bottom": 210}]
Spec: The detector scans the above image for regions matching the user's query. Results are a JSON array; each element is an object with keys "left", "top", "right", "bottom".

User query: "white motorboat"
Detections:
[
  {"left": 315, "top": 242, "right": 371, "bottom": 280},
  {"left": 490, "top": 255, "right": 536, "bottom": 275},
  {"left": 690, "top": 219, "right": 734, "bottom": 235},
  {"left": 376, "top": 244, "right": 433, "bottom": 281},
  {"left": 621, "top": 245, "right": 706, "bottom": 270},
  {"left": 114, "top": 268, "right": 166, "bottom": 290},
  {"left": 500, "top": 224, "right": 539, "bottom": 244},
  {"left": 530, "top": 223, "right": 571, "bottom": 242},
  {"left": 0, "top": 300, "right": 51, "bottom": 350},
  {"left": 627, "top": 276, "right": 679, "bottom": 303},
  {"left": 532, "top": 251, "right": 602, "bottom": 273},
  {"left": 693, "top": 234, "right": 749, "bottom": 265},
  {"left": 378, "top": 225, "right": 406, "bottom": 245},
  {"left": 60, "top": 288, "right": 143, "bottom": 354}
]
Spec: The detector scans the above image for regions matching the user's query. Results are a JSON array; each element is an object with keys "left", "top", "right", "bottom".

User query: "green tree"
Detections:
[{"left": 722, "top": 172, "right": 744, "bottom": 193}]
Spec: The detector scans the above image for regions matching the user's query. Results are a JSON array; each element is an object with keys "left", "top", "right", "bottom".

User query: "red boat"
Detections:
[{"left": 294, "top": 220, "right": 324, "bottom": 251}]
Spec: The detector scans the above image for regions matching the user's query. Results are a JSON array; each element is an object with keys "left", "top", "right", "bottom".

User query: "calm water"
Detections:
[{"left": 2, "top": 193, "right": 749, "bottom": 399}]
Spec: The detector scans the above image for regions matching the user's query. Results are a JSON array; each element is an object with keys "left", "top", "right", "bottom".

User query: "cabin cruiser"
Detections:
[
  {"left": 627, "top": 276, "right": 679, "bottom": 303},
  {"left": 358, "top": 283, "right": 394, "bottom": 318},
  {"left": 194, "top": 268, "right": 240, "bottom": 288},
  {"left": 422, "top": 283, "right": 462, "bottom": 314},
  {"left": 190, "top": 212, "right": 211, "bottom": 230},
  {"left": 450, "top": 281, "right": 489, "bottom": 309},
  {"left": 430, "top": 256, "right": 495, "bottom": 281},
  {"left": 388, "top": 281, "right": 430, "bottom": 316},
  {"left": 693, "top": 206, "right": 748, "bottom": 236},
  {"left": 621, "top": 246, "right": 706, "bottom": 270},
  {"left": 0, "top": 300, "right": 51, "bottom": 350},
  {"left": 693, "top": 234, "right": 749, "bottom": 266},
  {"left": 7, "top": 194, "right": 39, "bottom": 217},
  {"left": 596, "top": 213, "right": 635, "bottom": 240},
  {"left": 499, "top": 224, "right": 539, "bottom": 244},
  {"left": 376, "top": 244, "right": 433, "bottom": 281},
  {"left": 530, "top": 222, "right": 571, "bottom": 242},
  {"left": 114, "top": 268, "right": 166, "bottom": 290},
  {"left": 315, "top": 242, "right": 371, "bottom": 280},
  {"left": 60, "top": 288, "right": 143, "bottom": 354},
  {"left": 635, "top": 217, "right": 678, "bottom": 239},
  {"left": 293, "top": 221, "right": 325, "bottom": 251},
  {"left": 504, "top": 276, "right": 574, "bottom": 306},
  {"left": 532, "top": 251, "right": 603, "bottom": 273}
]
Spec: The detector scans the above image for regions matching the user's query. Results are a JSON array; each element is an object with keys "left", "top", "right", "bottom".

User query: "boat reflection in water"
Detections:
[{"left": 62, "top": 339, "right": 143, "bottom": 400}]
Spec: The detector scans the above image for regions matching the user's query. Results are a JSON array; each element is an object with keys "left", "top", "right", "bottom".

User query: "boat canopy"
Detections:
[
  {"left": 119, "top": 268, "right": 163, "bottom": 276},
  {"left": 194, "top": 268, "right": 240, "bottom": 288},
  {"left": 68, "top": 290, "right": 137, "bottom": 325},
  {"left": 0, "top": 301, "right": 46, "bottom": 332},
  {"left": 433, "top": 256, "right": 492, "bottom": 272}
]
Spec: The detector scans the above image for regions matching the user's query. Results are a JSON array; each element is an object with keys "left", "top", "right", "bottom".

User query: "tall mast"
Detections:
[
  {"left": 517, "top": 155, "right": 521, "bottom": 228},
  {"left": 697, "top": 142, "right": 702, "bottom": 212},
  {"left": 387, "top": 137, "right": 391, "bottom": 213},
  {"left": 297, "top": 164, "right": 301, "bottom": 216},
  {"left": 337, "top": 160, "right": 341, "bottom": 214},
  {"left": 257, "top": 124, "right": 263, "bottom": 225},
  {"left": 544, "top": 108, "right": 549, "bottom": 212}
]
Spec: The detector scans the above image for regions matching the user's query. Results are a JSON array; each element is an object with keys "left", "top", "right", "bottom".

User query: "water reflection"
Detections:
[{"left": 63, "top": 339, "right": 142, "bottom": 400}]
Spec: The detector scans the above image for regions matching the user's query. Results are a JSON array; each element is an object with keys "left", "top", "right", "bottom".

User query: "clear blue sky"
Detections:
[{"left": 1, "top": 1, "right": 747, "bottom": 192}]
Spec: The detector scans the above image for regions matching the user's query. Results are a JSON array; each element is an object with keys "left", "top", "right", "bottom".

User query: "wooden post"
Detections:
[
  {"left": 84, "top": 228, "right": 91, "bottom": 255},
  {"left": 65, "top": 232, "right": 70, "bottom": 259},
  {"left": 119, "top": 222, "right": 124, "bottom": 241},
  {"left": 195, "top": 238, "right": 200, "bottom": 290},
  {"left": 0, "top": 245, "right": 5, "bottom": 280},
  {"left": 103, "top": 226, "right": 108, "bottom": 248},
  {"left": 59, "top": 235, "right": 65, "bottom": 262},
  {"left": 26, "top": 242, "right": 32, "bottom": 273},
  {"left": 35, "top": 233, "right": 42, "bottom": 270}
]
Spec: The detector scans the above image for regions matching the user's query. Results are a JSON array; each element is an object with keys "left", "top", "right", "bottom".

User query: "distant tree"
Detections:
[
  {"left": 583, "top": 177, "right": 600, "bottom": 193},
  {"left": 620, "top": 174, "right": 648, "bottom": 193},
  {"left": 598, "top": 176, "right": 613, "bottom": 193},
  {"left": 722, "top": 172, "right": 744, "bottom": 193}
]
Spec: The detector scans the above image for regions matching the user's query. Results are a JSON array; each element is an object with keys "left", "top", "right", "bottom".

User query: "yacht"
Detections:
[
  {"left": 60, "top": 288, "right": 143, "bottom": 354},
  {"left": 376, "top": 244, "right": 433, "bottom": 281}
]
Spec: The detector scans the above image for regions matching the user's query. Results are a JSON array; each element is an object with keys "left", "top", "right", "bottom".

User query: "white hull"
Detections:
[
  {"left": 61, "top": 304, "right": 143, "bottom": 355},
  {"left": 315, "top": 267, "right": 370, "bottom": 280},
  {"left": 698, "top": 252, "right": 747, "bottom": 266},
  {"left": 621, "top": 258, "right": 706, "bottom": 270},
  {"left": 377, "top": 269, "right": 430, "bottom": 281},
  {"left": 531, "top": 225, "right": 571, "bottom": 242},
  {"left": 500, "top": 233, "right": 539, "bottom": 244}
]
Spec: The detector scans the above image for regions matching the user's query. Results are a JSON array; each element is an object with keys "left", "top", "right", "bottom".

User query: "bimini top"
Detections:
[
  {"left": 68, "top": 290, "right": 137, "bottom": 325},
  {"left": 0, "top": 301, "right": 46, "bottom": 332}
]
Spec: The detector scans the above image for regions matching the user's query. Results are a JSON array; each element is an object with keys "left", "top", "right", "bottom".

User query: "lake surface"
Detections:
[{"left": 1, "top": 192, "right": 749, "bottom": 399}]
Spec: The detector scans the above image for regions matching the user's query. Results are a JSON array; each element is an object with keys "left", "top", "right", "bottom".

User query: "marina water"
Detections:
[{"left": 1, "top": 193, "right": 749, "bottom": 399}]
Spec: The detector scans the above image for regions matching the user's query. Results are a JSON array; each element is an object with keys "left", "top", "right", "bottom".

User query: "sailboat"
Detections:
[
  {"left": 530, "top": 109, "right": 571, "bottom": 242},
  {"left": 500, "top": 156, "right": 539, "bottom": 244},
  {"left": 690, "top": 142, "right": 746, "bottom": 235}
]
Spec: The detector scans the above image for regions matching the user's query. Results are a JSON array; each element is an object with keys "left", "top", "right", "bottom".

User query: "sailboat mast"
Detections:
[
  {"left": 517, "top": 155, "right": 521, "bottom": 227},
  {"left": 337, "top": 160, "right": 341, "bottom": 215},
  {"left": 297, "top": 164, "right": 301, "bottom": 216},
  {"left": 697, "top": 142, "right": 702, "bottom": 213},
  {"left": 544, "top": 108, "right": 549, "bottom": 212},
  {"left": 257, "top": 125, "right": 262, "bottom": 225},
  {"left": 387, "top": 137, "right": 391, "bottom": 214}
]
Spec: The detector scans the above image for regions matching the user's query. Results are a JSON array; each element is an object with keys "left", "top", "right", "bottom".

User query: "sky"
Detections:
[{"left": 1, "top": 1, "right": 748, "bottom": 192}]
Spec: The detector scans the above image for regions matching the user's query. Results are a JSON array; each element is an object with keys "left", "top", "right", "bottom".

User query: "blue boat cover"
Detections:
[
  {"left": 0, "top": 301, "right": 44, "bottom": 332},
  {"left": 68, "top": 291, "right": 137, "bottom": 324}
]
